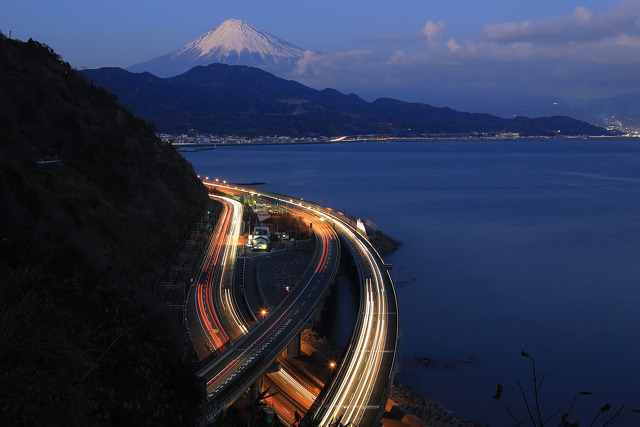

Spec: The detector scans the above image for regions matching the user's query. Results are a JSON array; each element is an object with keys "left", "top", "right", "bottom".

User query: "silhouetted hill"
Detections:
[
  {"left": 0, "top": 33, "right": 208, "bottom": 425},
  {"left": 82, "top": 64, "right": 612, "bottom": 137}
]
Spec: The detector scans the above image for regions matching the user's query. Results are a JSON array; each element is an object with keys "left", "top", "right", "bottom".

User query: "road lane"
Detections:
[
  {"left": 196, "top": 186, "right": 341, "bottom": 419},
  {"left": 205, "top": 182, "right": 399, "bottom": 426}
]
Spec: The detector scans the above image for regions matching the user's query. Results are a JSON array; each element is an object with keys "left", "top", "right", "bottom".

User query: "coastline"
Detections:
[
  {"left": 168, "top": 134, "right": 637, "bottom": 150},
  {"left": 257, "top": 231, "right": 485, "bottom": 426}
]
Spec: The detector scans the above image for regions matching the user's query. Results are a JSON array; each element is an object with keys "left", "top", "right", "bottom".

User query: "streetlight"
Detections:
[{"left": 260, "top": 309, "right": 267, "bottom": 317}]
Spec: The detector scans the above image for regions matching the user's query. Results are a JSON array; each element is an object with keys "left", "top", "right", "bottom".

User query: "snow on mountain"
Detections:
[{"left": 127, "top": 19, "right": 307, "bottom": 77}]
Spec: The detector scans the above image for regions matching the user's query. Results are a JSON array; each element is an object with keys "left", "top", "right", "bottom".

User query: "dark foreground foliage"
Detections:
[
  {"left": 0, "top": 32, "right": 209, "bottom": 425},
  {"left": 493, "top": 351, "right": 640, "bottom": 426}
]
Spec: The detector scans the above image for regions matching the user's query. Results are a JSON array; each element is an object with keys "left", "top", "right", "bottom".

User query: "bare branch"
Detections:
[{"left": 518, "top": 379, "right": 536, "bottom": 425}]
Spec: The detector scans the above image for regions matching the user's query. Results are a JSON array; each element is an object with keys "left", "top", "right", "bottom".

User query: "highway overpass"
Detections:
[{"left": 196, "top": 182, "right": 399, "bottom": 425}]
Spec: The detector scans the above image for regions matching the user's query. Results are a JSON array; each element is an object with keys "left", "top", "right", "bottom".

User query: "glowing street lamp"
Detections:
[{"left": 260, "top": 309, "right": 268, "bottom": 317}]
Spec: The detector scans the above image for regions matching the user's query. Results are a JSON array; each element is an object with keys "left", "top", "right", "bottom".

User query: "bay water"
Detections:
[{"left": 182, "top": 139, "right": 640, "bottom": 425}]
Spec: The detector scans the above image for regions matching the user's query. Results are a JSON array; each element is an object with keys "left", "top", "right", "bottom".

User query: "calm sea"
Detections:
[{"left": 182, "top": 139, "right": 640, "bottom": 426}]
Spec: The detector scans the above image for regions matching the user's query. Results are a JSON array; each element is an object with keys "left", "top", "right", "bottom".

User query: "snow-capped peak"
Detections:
[
  {"left": 127, "top": 19, "right": 308, "bottom": 77},
  {"left": 177, "top": 19, "right": 305, "bottom": 62}
]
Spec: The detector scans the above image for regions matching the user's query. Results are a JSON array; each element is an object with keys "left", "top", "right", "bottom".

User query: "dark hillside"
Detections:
[{"left": 0, "top": 33, "right": 208, "bottom": 425}]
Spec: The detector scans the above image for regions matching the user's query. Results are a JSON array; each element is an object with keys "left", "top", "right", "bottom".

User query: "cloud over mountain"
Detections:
[{"left": 288, "top": 0, "right": 640, "bottom": 114}]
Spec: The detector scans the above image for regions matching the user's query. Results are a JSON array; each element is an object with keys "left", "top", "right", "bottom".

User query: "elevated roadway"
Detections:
[
  {"left": 207, "top": 182, "right": 400, "bottom": 426},
  {"left": 195, "top": 186, "right": 341, "bottom": 419},
  {"left": 186, "top": 193, "right": 327, "bottom": 423}
]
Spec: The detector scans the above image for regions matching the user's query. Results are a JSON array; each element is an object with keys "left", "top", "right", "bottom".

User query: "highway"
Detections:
[
  {"left": 186, "top": 192, "right": 333, "bottom": 423},
  {"left": 312, "top": 211, "right": 399, "bottom": 426},
  {"left": 205, "top": 182, "right": 399, "bottom": 426},
  {"left": 187, "top": 195, "right": 251, "bottom": 358},
  {"left": 196, "top": 186, "right": 341, "bottom": 419},
  {"left": 204, "top": 196, "right": 249, "bottom": 341},
  {"left": 263, "top": 355, "right": 320, "bottom": 424}
]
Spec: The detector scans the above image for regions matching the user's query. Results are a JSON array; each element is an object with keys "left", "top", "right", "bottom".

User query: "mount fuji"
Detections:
[{"left": 127, "top": 19, "right": 307, "bottom": 77}]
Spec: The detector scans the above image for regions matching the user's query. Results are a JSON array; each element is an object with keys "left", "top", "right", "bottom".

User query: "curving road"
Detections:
[
  {"left": 312, "top": 210, "right": 399, "bottom": 426},
  {"left": 196, "top": 185, "right": 341, "bottom": 419},
  {"left": 205, "top": 182, "right": 400, "bottom": 426},
  {"left": 187, "top": 193, "right": 324, "bottom": 423},
  {"left": 187, "top": 195, "right": 241, "bottom": 357}
]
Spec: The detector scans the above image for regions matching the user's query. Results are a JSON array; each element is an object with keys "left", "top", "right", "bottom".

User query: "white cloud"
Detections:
[
  {"left": 293, "top": 50, "right": 324, "bottom": 75},
  {"left": 481, "top": 0, "right": 640, "bottom": 43},
  {"left": 569, "top": 6, "right": 594, "bottom": 25},
  {"left": 422, "top": 19, "right": 445, "bottom": 40},
  {"left": 288, "top": 1, "right": 640, "bottom": 109},
  {"left": 446, "top": 38, "right": 461, "bottom": 52}
]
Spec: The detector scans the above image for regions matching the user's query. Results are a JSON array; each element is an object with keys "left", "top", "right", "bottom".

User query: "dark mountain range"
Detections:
[
  {"left": 0, "top": 33, "right": 207, "bottom": 424},
  {"left": 548, "top": 91, "right": 640, "bottom": 131},
  {"left": 82, "top": 64, "right": 613, "bottom": 137},
  {"left": 463, "top": 91, "right": 640, "bottom": 132}
]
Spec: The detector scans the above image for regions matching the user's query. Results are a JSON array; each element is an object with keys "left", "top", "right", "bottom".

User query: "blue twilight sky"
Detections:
[{"left": 2, "top": 1, "right": 640, "bottom": 113}]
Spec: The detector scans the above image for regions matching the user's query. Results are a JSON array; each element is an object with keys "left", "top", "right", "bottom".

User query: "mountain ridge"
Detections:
[
  {"left": 83, "top": 63, "right": 612, "bottom": 137},
  {"left": 127, "top": 19, "right": 306, "bottom": 77}
]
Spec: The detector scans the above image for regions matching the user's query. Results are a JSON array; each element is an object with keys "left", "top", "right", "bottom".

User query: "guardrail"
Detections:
[{"left": 199, "top": 182, "right": 398, "bottom": 424}]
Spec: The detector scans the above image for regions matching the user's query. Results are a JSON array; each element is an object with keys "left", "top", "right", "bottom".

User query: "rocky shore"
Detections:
[
  {"left": 301, "top": 329, "right": 484, "bottom": 427},
  {"left": 369, "top": 230, "right": 401, "bottom": 255},
  {"left": 257, "top": 231, "right": 484, "bottom": 426},
  {"left": 389, "top": 384, "right": 486, "bottom": 427}
]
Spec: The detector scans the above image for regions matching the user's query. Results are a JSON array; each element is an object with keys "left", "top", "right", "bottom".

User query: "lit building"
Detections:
[{"left": 247, "top": 225, "right": 271, "bottom": 250}]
